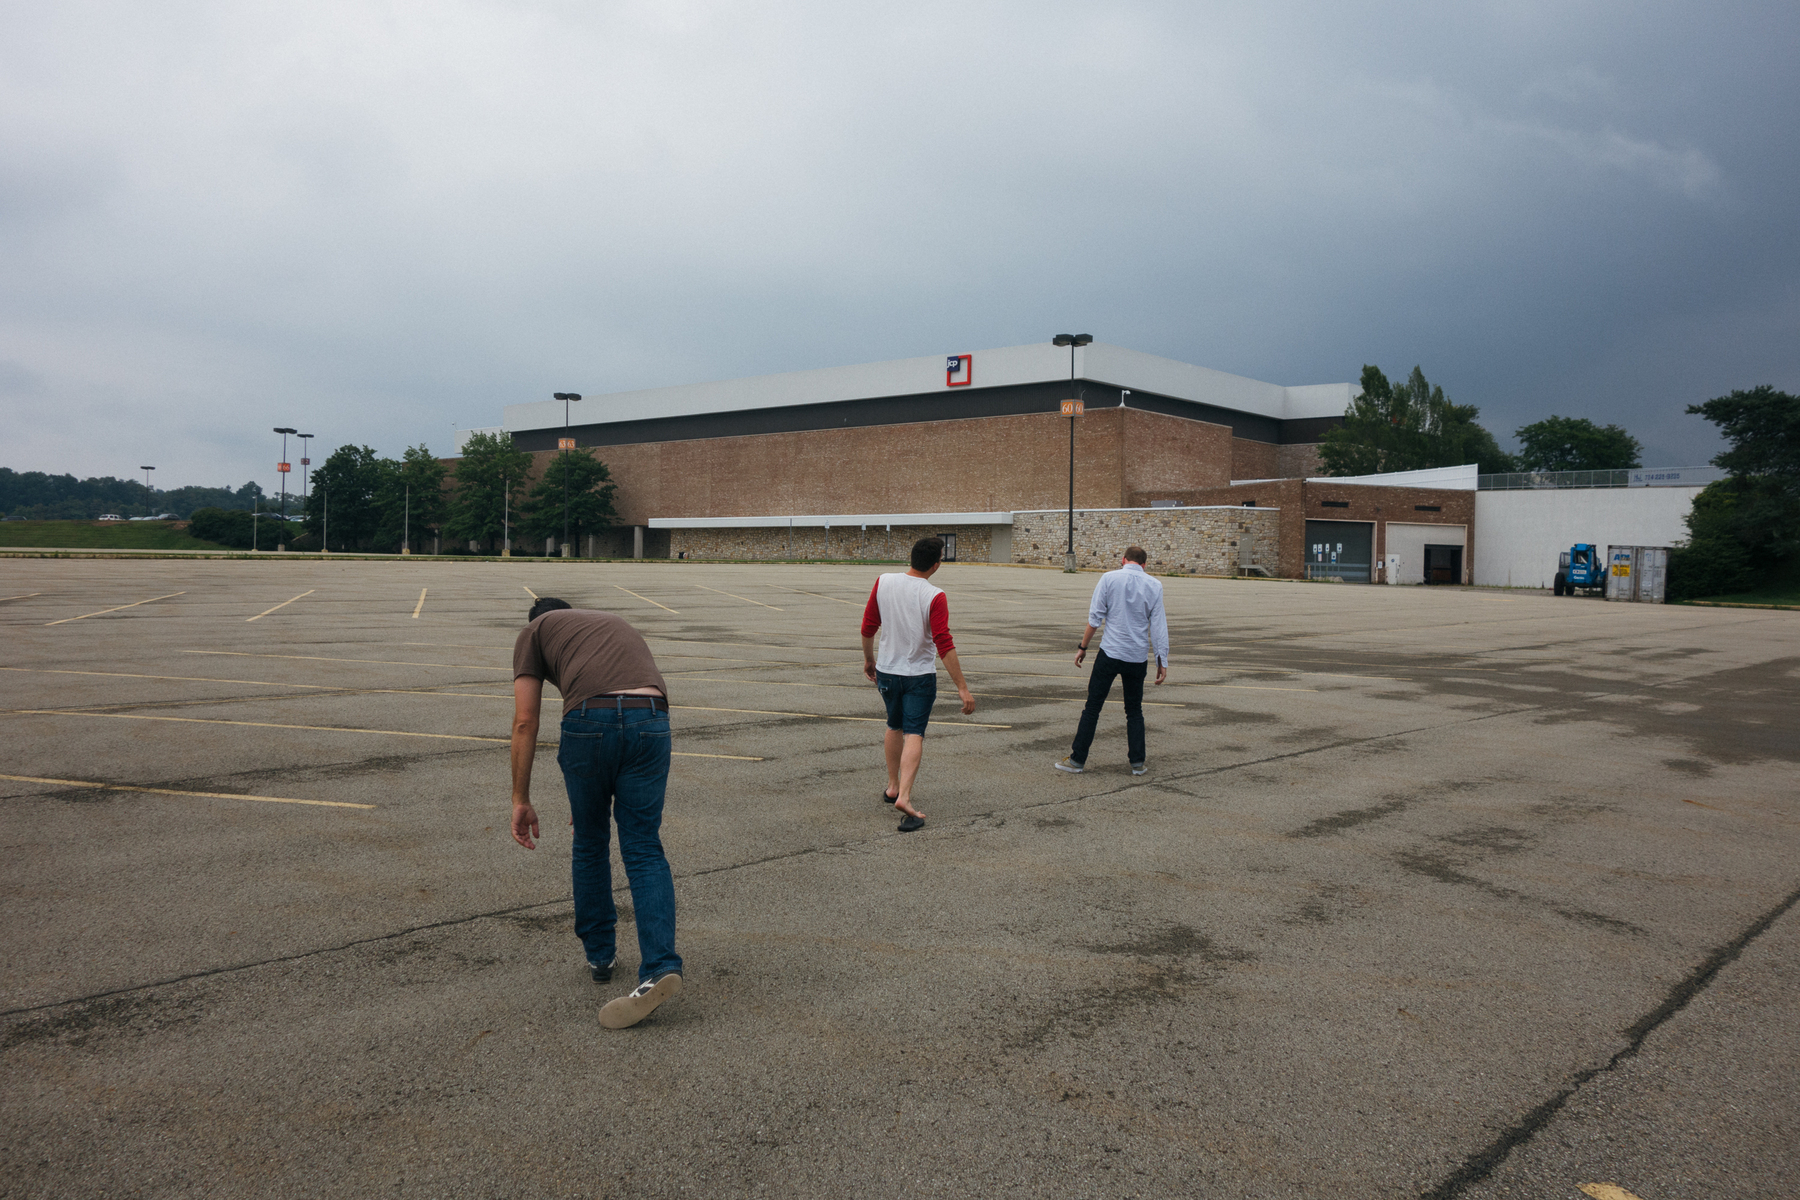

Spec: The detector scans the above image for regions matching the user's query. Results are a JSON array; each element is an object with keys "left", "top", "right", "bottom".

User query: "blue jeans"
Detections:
[
  {"left": 876, "top": 670, "right": 937, "bottom": 735},
  {"left": 1069, "top": 647, "right": 1148, "bottom": 766},
  {"left": 558, "top": 701, "right": 682, "bottom": 984}
]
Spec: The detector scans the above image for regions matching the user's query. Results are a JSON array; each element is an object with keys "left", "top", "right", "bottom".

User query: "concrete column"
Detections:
[{"left": 633, "top": 525, "right": 644, "bottom": 559}]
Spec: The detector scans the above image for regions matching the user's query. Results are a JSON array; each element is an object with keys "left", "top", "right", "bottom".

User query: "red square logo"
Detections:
[{"left": 945, "top": 354, "right": 972, "bottom": 387}]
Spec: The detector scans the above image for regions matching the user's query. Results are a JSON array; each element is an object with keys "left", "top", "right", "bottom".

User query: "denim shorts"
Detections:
[{"left": 876, "top": 670, "right": 937, "bottom": 736}]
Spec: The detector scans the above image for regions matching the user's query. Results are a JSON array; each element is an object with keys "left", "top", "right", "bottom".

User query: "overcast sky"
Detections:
[{"left": 3, "top": 0, "right": 1796, "bottom": 488}]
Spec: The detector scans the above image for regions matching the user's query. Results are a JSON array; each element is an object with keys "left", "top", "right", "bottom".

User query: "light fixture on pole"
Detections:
[
  {"left": 139, "top": 466, "right": 155, "bottom": 517},
  {"left": 297, "top": 434, "right": 313, "bottom": 502},
  {"left": 552, "top": 393, "right": 581, "bottom": 557},
  {"left": 1052, "top": 334, "right": 1092, "bottom": 572},
  {"left": 273, "top": 427, "right": 297, "bottom": 519}
]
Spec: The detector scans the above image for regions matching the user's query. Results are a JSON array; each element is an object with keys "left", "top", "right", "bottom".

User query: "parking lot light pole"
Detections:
[
  {"left": 1052, "top": 334, "right": 1092, "bottom": 572},
  {"left": 273, "top": 427, "right": 297, "bottom": 518},
  {"left": 553, "top": 393, "right": 581, "bottom": 557},
  {"left": 139, "top": 466, "right": 154, "bottom": 517},
  {"left": 297, "top": 434, "right": 313, "bottom": 503}
]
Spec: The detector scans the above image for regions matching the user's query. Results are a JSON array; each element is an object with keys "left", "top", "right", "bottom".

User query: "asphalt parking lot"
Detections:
[{"left": 2, "top": 556, "right": 1796, "bottom": 1199}]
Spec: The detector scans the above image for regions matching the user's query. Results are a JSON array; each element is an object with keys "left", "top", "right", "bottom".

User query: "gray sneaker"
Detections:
[
  {"left": 599, "top": 972, "right": 683, "bottom": 1029},
  {"left": 1130, "top": 762, "right": 1148, "bottom": 776},
  {"left": 1054, "top": 757, "right": 1085, "bottom": 774},
  {"left": 588, "top": 957, "right": 615, "bottom": 984}
]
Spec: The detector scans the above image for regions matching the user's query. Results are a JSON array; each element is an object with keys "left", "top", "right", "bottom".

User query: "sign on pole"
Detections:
[
  {"left": 557, "top": 437, "right": 577, "bottom": 450},
  {"left": 277, "top": 462, "right": 291, "bottom": 473},
  {"left": 1060, "top": 400, "right": 1084, "bottom": 417}
]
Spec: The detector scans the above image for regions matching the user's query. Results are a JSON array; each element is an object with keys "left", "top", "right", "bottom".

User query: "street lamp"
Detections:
[
  {"left": 139, "top": 466, "right": 155, "bottom": 517},
  {"left": 1052, "top": 334, "right": 1092, "bottom": 572},
  {"left": 273, "top": 427, "right": 297, "bottom": 519},
  {"left": 297, "top": 434, "right": 313, "bottom": 503},
  {"left": 552, "top": 392, "right": 581, "bottom": 557}
]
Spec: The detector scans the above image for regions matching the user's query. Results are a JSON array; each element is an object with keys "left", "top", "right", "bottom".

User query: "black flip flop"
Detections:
[
  {"left": 882, "top": 789, "right": 898, "bottom": 804},
  {"left": 897, "top": 814, "right": 925, "bottom": 833}
]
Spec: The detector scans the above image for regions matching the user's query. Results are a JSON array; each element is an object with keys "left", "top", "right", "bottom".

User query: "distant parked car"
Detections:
[
  {"left": 97, "top": 514, "right": 125, "bottom": 521},
  {"left": 2, "top": 515, "right": 26, "bottom": 521},
  {"left": 129, "top": 513, "right": 180, "bottom": 521}
]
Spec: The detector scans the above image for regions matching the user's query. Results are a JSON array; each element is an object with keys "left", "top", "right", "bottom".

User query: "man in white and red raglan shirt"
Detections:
[{"left": 860, "top": 535, "right": 976, "bottom": 832}]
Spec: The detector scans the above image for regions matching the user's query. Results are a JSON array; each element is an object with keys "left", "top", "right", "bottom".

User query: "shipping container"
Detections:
[{"left": 1605, "top": 545, "right": 1670, "bottom": 603}]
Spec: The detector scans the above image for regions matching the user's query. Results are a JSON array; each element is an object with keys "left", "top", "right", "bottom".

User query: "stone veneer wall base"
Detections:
[{"left": 1011, "top": 507, "right": 1281, "bottom": 575}]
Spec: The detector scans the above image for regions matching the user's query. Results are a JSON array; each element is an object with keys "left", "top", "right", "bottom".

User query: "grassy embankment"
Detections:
[{"left": 0, "top": 521, "right": 229, "bottom": 551}]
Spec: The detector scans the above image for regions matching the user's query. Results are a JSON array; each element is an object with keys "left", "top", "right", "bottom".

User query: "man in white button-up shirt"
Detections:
[{"left": 1055, "top": 546, "right": 1169, "bottom": 776}]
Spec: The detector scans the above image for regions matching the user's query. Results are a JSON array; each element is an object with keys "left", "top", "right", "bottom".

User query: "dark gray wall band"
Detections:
[{"left": 510, "top": 381, "right": 1339, "bottom": 452}]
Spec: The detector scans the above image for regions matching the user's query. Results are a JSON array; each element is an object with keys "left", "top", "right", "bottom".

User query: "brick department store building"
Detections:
[{"left": 466, "top": 341, "right": 1475, "bottom": 584}]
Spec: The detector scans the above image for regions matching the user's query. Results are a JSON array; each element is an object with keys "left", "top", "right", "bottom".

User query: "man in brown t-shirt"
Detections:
[{"left": 511, "top": 597, "right": 683, "bottom": 1029}]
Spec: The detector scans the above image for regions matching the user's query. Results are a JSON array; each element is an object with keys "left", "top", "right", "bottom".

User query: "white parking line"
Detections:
[
  {"left": 247, "top": 589, "right": 316, "bottom": 622},
  {"left": 695, "top": 584, "right": 783, "bottom": 611},
  {"left": 0, "top": 772, "right": 373, "bottom": 810},
  {"left": 45, "top": 591, "right": 186, "bottom": 626},
  {"left": 614, "top": 584, "right": 679, "bottom": 614}
]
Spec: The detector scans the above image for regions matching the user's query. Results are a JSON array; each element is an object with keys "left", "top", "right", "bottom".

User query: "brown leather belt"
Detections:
[{"left": 578, "top": 694, "right": 668, "bottom": 713}]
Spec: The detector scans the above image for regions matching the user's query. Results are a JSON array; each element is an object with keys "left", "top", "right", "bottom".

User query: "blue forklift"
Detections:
[{"left": 1553, "top": 543, "right": 1607, "bottom": 596}]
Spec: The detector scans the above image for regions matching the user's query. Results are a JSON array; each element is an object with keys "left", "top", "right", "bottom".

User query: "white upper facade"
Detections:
[{"left": 504, "top": 342, "right": 1353, "bottom": 433}]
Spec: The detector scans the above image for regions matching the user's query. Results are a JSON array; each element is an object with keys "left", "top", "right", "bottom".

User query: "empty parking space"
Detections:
[{"left": 1, "top": 556, "right": 1796, "bottom": 1198}]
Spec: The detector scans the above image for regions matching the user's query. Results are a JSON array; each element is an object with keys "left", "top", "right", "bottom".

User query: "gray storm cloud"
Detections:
[{"left": 1, "top": 0, "right": 1795, "bottom": 483}]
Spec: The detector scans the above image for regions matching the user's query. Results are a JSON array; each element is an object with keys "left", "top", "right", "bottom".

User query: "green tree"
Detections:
[
  {"left": 375, "top": 445, "right": 449, "bottom": 552},
  {"left": 1667, "top": 386, "right": 1800, "bottom": 600},
  {"left": 304, "top": 445, "right": 389, "bottom": 551},
  {"left": 520, "top": 448, "right": 618, "bottom": 551},
  {"left": 1319, "top": 365, "right": 1514, "bottom": 476},
  {"left": 446, "top": 432, "right": 533, "bottom": 553},
  {"left": 1513, "top": 415, "right": 1642, "bottom": 471},
  {"left": 1690, "top": 385, "right": 1800, "bottom": 482}
]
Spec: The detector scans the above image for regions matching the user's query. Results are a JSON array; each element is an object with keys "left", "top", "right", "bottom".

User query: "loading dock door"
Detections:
[
  {"left": 1424, "top": 544, "right": 1464, "bottom": 584},
  {"left": 1304, "top": 520, "right": 1374, "bottom": 582},
  {"left": 1384, "top": 522, "right": 1467, "bottom": 585}
]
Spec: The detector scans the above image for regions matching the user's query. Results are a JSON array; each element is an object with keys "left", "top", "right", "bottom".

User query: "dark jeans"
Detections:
[
  {"left": 1070, "top": 647, "right": 1148, "bottom": 766},
  {"left": 875, "top": 669, "right": 937, "bottom": 735},
  {"left": 558, "top": 701, "right": 682, "bottom": 984}
]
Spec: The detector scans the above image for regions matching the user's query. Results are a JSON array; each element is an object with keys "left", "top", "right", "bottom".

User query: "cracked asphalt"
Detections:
[{"left": 1, "top": 556, "right": 1796, "bottom": 1198}]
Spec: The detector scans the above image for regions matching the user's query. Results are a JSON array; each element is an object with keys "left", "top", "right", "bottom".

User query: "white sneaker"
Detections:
[
  {"left": 1054, "top": 757, "right": 1085, "bottom": 774},
  {"left": 599, "top": 972, "right": 683, "bottom": 1029},
  {"left": 1131, "top": 762, "right": 1147, "bottom": 776}
]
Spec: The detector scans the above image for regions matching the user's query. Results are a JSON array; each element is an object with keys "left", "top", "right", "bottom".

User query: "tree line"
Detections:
[
  {"left": 0, "top": 468, "right": 264, "bottom": 520},
  {"left": 1667, "top": 386, "right": 1799, "bottom": 600},
  {"left": 221, "top": 433, "right": 619, "bottom": 554},
  {"left": 1318, "top": 365, "right": 1642, "bottom": 477}
]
